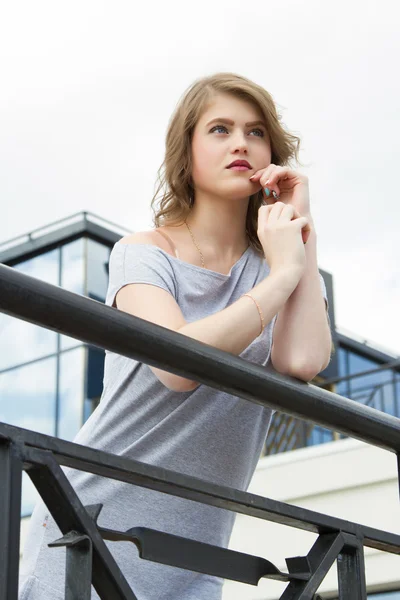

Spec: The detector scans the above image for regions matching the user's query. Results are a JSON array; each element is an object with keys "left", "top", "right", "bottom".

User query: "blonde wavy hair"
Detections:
[{"left": 151, "top": 72, "right": 302, "bottom": 256}]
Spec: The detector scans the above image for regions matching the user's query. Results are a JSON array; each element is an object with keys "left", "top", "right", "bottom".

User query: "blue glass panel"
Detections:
[
  {"left": 395, "top": 379, "right": 400, "bottom": 417},
  {"left": 87, "top": 239, "right": 111, "bottom": 303},
  {"left": 60, "top": 238, "right": 85, "bottom": 350},
  {"left": 336, "top": 380, "right": 349, "bottom": 399},
  {"left": 17, "top": 248, "right": 59, "bottom": 284},
  {"left": 0, "top": 357, "right": 57, "bottom": 435},
  {"left": 348, "top": 352, "right": 396, "bottom": 415},
  {"left": 338, "top": 347, "right": 348, "bottom": 378},
  {"left": 83, "top": 346, "right": 105, "bottom": 422},
  {"left": 57, "top": 348, "right": 85, "bottom": 441},
  {"left": 61, "top": 238, "right": 85, "bottom": 294},
  {"left": 0, "top": 250, "right": 59, "bottom": 370},
  {"left": 348, "top": 352, "right": 391, "bottom": 392},
  {"left": 307, "top": 426, "right": 334, "bottom": 447},
  {"left": 21, "top": 472, "right": 40, "bottom": 517}
]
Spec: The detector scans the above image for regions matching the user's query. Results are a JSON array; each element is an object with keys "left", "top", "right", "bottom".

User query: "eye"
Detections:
[
  {"left": 209, "top": 124, "right": 265, "bottom": 137},
  {"left": 210, "top": 125, "right": 228, "bottom": 134},
  {"left": 250, "top": 128, "right": 265, "bottom": 137}
]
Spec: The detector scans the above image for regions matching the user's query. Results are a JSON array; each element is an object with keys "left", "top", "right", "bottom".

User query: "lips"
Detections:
[{"left": 227, "top": 160, "right": 252, "bottom": 169}]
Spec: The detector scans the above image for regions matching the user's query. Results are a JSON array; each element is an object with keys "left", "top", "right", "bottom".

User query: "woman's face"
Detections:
[{"left": 191, "top": 93, "right": 272, "bottom": 201}]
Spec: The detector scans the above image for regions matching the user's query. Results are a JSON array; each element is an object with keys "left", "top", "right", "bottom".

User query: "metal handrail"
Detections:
[
  {"left": 1, "top": 262, "right": 399, "bottom": 600},
  {"left": 1, "top": 263, "right": 399, "bottom": 453}
]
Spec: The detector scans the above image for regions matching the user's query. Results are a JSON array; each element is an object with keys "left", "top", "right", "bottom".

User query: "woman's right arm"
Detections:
[{"left": 116, "top": 220, "right": 304, "bottom": 392}]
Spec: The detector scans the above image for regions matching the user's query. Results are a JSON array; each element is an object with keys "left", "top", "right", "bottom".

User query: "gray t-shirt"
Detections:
[{"left": 19, "top": 240, "right": 328, "bottom": 600}]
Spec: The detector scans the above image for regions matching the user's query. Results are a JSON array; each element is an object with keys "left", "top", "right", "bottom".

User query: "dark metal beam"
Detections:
[
  {"left": 0, "top": 442, "right": 22, "bottom": 600},
  {"left": 1, "top": 264, "right": 400, "bottom": 453}
]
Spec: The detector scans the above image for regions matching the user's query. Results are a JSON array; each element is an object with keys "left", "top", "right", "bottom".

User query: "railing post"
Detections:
[
  {"left": 337, "top": 534, "right": 367, "bottom": 600},
  {"left": 49, "top": 531, "right": 93, "bottom": 600},
  {"left": 0, "top": 441, "right": 23, "bottom": 600}
]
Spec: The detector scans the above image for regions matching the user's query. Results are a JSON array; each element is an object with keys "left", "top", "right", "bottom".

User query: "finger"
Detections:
[
  {"left": 263, "top": 185, "right": 281, "bottom": 203},
  {"left": 267, "top": 201, "right": 291, "bottom": 224},
  {"left": 250, "top": 164, "right": 276, "bottom": 181},
  {"left": 266, "top": 166, "right": 296, "bottom": 188},
  {"left": 266, "top": 167, "right": 302, "bottom": 198},
  {"left": 291, "top": 211, "right": 311, "bottom": 243},
  {"left": 261, "top": 168, "right": 281, "bottom": 200}
]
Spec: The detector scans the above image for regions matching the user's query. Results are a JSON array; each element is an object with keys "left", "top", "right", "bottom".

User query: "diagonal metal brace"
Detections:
[
  {"left": 24, "top": 446, "right": 137, "bottom": 600},
  {"left": 98, "top": 525, "right": 310, "bottom": 586},
  {"left": 280, "top": 532, "right": 345, "bottom": 600}
]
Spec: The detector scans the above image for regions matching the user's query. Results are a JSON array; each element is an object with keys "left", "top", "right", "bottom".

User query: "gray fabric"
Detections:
[{"left": 19, "top": 241, "right": 328, "bottom": 600}]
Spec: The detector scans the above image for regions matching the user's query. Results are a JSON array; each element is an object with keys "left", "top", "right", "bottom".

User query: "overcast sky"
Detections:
[{"left": 1, "top": 0, "right": 399, "bottom": 357}]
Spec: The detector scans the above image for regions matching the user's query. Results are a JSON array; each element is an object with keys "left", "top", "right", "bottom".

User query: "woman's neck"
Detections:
[{"left": 184, "top": 195, "right": 250, "bottom": 261}]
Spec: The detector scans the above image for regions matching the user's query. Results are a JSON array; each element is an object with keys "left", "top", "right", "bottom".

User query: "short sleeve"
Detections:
[{"left": 105, "top": 243, "right": 178, "bottom": 308}]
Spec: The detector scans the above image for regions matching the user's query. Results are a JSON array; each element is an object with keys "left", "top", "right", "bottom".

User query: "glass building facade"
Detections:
[
  {"left": 308, "top": 342, "right": 400, "bottom": 447},
  {"left": 0, "top": 215, "right": 123, "bottom": 516}
]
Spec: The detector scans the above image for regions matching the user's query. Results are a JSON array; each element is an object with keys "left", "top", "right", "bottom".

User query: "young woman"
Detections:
[{"left": 19, "top": 72, "right": 332, "bottom": 600}]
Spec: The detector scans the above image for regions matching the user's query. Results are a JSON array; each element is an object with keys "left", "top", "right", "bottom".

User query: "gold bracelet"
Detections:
[{"left": 242, "top": 293, "right": 265, "bottom": 336}]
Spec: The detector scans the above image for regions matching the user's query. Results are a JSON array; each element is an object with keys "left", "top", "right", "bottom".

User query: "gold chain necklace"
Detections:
[
  {"left": 184, "top": 219, "right": 205, "bottom": 268},
  {"left": 184, "top": 219, "right": 250, "bottom": 270}
]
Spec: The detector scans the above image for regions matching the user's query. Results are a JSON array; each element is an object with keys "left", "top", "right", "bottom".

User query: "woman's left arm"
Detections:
[
  {"left": 269, "top": 220, "right": 332, "bottom": 382},
  {"left": 249, "top": 165, "right": 332, "bottom": 382}
]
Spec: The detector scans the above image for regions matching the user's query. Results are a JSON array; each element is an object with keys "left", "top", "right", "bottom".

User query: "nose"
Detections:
[{"left": 230, "top": 129, "right": 249, "bottom": 153}]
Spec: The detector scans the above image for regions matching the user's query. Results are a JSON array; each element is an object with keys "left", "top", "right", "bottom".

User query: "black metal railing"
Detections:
[
  {"left": 266, "top": 371, "right": 400, "bottom": 455},
  {"left": 1, "top": 262, "right": 400, "bottom": 600}
]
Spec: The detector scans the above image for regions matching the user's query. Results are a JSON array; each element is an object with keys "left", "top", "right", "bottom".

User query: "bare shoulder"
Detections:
[
  {"left": 118, "top": 231, "right": 157, "bottom": 245},
  {"left": 118, "top": 229, "right": 175, "bottom": 256}
]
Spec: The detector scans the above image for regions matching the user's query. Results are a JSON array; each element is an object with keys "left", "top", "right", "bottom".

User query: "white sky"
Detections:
[{"left": 0, "top": 0, "right": 399, "bottom": 356}]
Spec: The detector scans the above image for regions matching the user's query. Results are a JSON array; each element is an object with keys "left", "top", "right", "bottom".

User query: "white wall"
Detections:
[{"left": 222, "top": 438, "right": 400, "bottom": 599}]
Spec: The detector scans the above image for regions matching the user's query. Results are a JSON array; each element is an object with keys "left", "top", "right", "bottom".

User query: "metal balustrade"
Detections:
[
  {"left": 1, "top": 262, "right": 399, "bottom": 600},
  {"left": 265, "top": 375, "right": 400, "bottom": 455}
]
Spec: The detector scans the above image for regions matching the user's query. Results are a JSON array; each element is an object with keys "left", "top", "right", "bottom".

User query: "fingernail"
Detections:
[
  {"left": 264, "top": 187, "right": 271, "bottom": 197},
  {"left": 272, "top": 191, "right": 280, "bottom": 200}
]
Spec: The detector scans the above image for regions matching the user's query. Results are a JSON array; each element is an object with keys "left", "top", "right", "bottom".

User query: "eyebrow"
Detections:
[{"left": 206, "top": 117, "right": 267, "bottom": 128}]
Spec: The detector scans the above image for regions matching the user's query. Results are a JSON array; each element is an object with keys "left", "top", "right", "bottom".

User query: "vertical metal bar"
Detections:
[
  {"left": 0, "top": 442, "right": 23, "bottom": 600},
  {"left": 49, "top": 531, "right": 93, "bottom": 600},
  {"left": 337, "top": 536, "right": 367, "bottom": 600},
  {"left": 66, "top": 540, "right": 92, "bottom": 600}
]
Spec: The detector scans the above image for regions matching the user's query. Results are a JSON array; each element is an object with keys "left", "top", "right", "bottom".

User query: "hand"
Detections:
[
  {"left": 250, "top": 164, "right": 313, "bottom": 243},
  {"left": 257, "top": 202, "right": 309, "bottom": 276}
]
